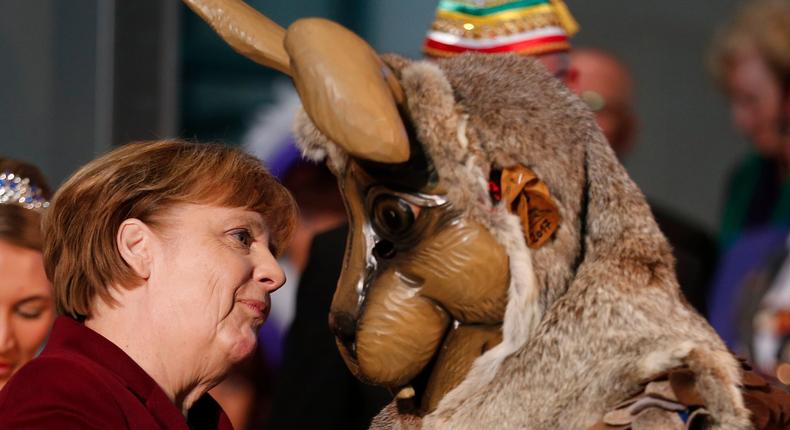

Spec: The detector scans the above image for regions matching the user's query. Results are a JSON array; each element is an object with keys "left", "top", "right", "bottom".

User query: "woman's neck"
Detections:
[{"left": 85, "top": 294, "right": 210, "bottom": 415}]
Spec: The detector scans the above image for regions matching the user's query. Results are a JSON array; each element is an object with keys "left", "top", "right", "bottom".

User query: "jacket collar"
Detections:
[{"left": 45, "top": 316, "right": 230, "bottom": 430}]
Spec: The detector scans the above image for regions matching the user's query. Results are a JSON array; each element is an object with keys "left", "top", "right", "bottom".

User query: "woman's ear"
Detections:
[{"left": 116, "top": 219, "right": 153, "bottom": 279}]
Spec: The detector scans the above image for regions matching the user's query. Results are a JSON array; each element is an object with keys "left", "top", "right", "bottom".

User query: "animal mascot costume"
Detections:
[{"left": 184, "top": 0, "right": 790, "bottom": 428}]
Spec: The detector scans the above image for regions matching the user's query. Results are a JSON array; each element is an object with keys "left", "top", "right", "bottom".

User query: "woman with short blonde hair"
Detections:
[
  {"left": 709, "top": 0, "right": 790, "bottom": 248},
  {"left": 0, "top": 140, "right": 297, "bottom": 429},
  {"left": 709, "top": 0, "right": 790, "bottom": 94}
]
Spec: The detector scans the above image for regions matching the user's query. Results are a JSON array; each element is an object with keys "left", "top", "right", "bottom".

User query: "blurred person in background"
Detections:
[
  {"left": 709, "top": 0, "right": 790, "bottom": 249},
  {"left": 568, "top": 49, "right": 636, "bottom": 158},
  {"left": 0, "top": 158, "right": 53, "bottom": 391},
  {"left": 569, "top": 48, "right": 718, "bottom": 315},
  {"left": 731, "top": 237, "right": 790, "bottom": 385},
  {"left": 707, "top": 0, "right": 790, "bottom": 372}
]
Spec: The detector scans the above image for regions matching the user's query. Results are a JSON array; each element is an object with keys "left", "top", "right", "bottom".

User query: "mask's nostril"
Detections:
[
  {"left": 329, "top": 312, "right": 357, "bottom": 357},
  {"left": 373, "top": 239, "right": 396, "bottom": 259}
]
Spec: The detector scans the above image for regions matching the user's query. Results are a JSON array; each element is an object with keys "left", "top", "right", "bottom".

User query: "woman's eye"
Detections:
[
  {"left": 15, "top": 305, "right": 45, "bottom": 320},
  {"left": 372, "top": 195, "right": 416, "bottom": 237},
  {"left": 232, "top": 229, "right": 253, "bottom": 247}
]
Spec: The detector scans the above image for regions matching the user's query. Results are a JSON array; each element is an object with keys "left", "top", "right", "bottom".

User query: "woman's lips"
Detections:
[
  {"left": 238, "top": 299, "right": 269, "bottom": 321},
  {"left": 0, "top": 361, "right": 14, "bottom": 378}
]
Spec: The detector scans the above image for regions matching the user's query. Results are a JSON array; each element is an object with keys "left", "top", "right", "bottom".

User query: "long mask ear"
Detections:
[
  {"left": 284, "top": 18, "right": 409, "bottom": 164},
  {"left": 182, "top": 0, "right": 291, "bottom": 75},
  {"left": 183, "top": 0, "right": 410, "bottom": 164},
  {"left": 581, "top": 136, "right": 669, "bottom": 274}
]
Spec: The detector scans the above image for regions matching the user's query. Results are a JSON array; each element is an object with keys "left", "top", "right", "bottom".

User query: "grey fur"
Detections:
[{"left": 294, "top": 53, "right": 750, "bottom": 429}]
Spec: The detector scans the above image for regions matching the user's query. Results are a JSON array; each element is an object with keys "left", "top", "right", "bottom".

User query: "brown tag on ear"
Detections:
[{"left": 500, "top": 165, "right": 560, "bottom": 249}]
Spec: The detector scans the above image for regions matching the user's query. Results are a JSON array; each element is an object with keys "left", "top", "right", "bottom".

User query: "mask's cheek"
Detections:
[
  {"left": 403, "top": 219, "right": 509, "bottom": 325},
  {"left": 356, "top": 269, "right": 450, "bottom": 388}
]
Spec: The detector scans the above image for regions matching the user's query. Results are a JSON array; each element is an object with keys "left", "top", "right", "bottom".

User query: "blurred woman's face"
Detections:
[
  {"left": 0, "top": 240, "right": 54, "bottom": 389},
  {"left": 726, "top": 51, "right": 784, "bottom": 158},
  {"left": 146, "top": 204, "right": 285, "bottom": 378}
]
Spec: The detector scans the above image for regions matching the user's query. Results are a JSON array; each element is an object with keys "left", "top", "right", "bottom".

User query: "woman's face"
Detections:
[
  {"left": 0, "top": 240, "right": 54, "bottom": 389},
  {"left": 146, "top": 204, "right": 285, "bottom": 379},
  {"left": 726, "top": 51, "right": 784, "bottom": 158}
]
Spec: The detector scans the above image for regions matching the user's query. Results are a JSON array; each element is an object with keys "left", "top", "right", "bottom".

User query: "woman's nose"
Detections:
[
  {"left": 253, "top": 248, "right": 286, "bottom": 293},
  {"left": 0, "top": 319, "right": 17, "bottom": 354},
  {"left": 732, "top": 103, "right": 756, "bottom": 135}
]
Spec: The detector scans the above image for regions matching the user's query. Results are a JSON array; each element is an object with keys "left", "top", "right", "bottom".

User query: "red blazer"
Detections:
[{"left": 0, "top": 316, "right": 233, "bottom": 429}]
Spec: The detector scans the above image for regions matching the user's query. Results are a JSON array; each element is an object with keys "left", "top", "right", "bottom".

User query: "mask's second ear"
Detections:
[
  {"left": 581, "top": 132, "right": 673, "bottom": 277},
  {"left": 490, "top": 165, "right": 561, "bottom": 249}
]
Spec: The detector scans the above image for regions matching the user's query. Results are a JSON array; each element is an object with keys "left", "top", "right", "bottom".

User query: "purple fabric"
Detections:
[
  {"left": 267, "top": 136, "right": 301, "bottom": 181},
  {"left": 256, "top": 134, "right": 301, "bottom": 368},
  {"left": 258, "top": 318, "right": 284, "bottom": 368},
  {"left": 708, "top": 225, "right": 790, "bottom": 348}
]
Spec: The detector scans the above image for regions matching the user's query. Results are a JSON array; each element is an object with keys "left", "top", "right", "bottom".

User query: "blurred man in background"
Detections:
[{"left": 569, "top": 49, "right": 636, "bottom": 158}]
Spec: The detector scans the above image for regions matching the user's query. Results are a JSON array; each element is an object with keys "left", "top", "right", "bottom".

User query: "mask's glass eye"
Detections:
[{"left": 372, "top": 195, "right": 415, "bottom": 238}]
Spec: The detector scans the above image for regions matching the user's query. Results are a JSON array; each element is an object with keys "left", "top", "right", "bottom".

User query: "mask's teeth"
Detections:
[{"left": 395, "top": 385, "right": 416, "bottom": 400}]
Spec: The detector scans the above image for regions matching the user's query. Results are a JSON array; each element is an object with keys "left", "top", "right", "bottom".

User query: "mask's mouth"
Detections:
[
  {"left": 390, "top": 348, "right": 444, "bottom": 414},
  {"left": 332, "top": 331, "right": 444, "bottom": 389},
  {"left": 331, "top": 311, "right": 452, "bottom": 414}
]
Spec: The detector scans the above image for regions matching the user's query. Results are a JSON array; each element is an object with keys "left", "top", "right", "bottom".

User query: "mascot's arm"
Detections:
[{"left": 591, "top": 360, "right": 790, "bottom": 429}]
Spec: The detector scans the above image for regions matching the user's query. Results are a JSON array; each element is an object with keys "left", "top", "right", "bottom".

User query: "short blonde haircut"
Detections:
[
  {"left": 708, "top": 0, "right": 790, "bottom": 90},
  {"left": 44, "top": 140, "right": 298, "bottom": 320}
]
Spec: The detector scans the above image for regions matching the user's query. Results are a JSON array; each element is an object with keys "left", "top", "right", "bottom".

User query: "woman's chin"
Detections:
[
  {"left": 216, "top": 310, "right": 263, "bottom": 364},
  {"left": 225, "top": 329, "right": 258, "bottom": 363}
]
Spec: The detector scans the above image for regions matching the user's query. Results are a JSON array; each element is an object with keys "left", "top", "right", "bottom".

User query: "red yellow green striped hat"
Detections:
[{"left": 424, "top": 0, "right": 580, "bottom": 58}]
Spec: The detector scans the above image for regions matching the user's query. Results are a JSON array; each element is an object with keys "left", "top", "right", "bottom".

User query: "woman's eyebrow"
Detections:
[
  {"left": 250, "top": 219, "right": 268, "bottom": 236},
  {"left": 226, "top": 214, "right": 264, "bottom": 229},
  {"left": 227, "top": 215, "right": 270, "bottom": 239}
]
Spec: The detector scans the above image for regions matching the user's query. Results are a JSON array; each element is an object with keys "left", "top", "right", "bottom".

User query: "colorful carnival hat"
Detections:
[{"left": 424, "top": 0, "right": 579, "bottom": 58}]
